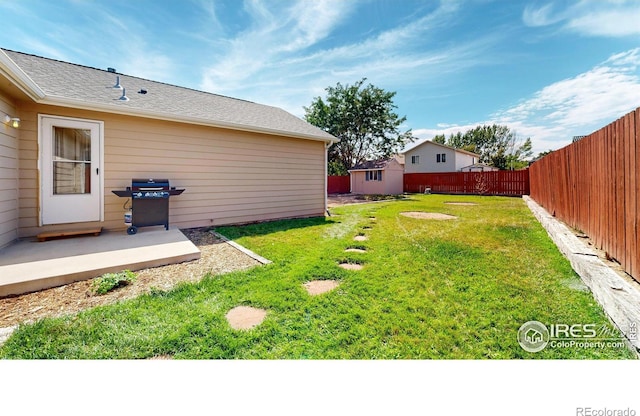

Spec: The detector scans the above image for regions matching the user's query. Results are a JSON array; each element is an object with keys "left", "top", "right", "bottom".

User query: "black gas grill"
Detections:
[{"left": 112, "top": 179, "right": 184, "bottom": 235}]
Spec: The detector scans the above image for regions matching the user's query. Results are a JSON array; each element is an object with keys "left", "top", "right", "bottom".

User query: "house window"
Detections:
[
  {"left": 365, "top": 170, "right": 383, "bottom": 181},
  {"left": 442, "top": 153, "right": 446, "bottom": 163},
  {"left": 436, "top": 153, "right": 446, "bottom": 163},
  {"left": 411, "top": 155, "right": 420, "bottom": 164}
]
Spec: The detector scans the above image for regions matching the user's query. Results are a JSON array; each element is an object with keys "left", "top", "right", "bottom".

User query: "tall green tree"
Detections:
[
  {"left": 304, "top": 78, "right": 414, "bottom": 174},
  {"left": 443, "top": 124, "right": 532, "bottom": 170}
]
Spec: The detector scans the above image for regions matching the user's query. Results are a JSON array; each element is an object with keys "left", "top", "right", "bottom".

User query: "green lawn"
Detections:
[{"left": 0, "top": 195, "right": 635, "bottom": 359}]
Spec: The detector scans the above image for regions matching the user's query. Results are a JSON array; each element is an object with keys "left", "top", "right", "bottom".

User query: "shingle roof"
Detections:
[
  {"left": 402, "top": 139, "right": 479, "bottom": 157},
  {"left": 349, "top": 158, "right": 395, "bottom": 171},
  {"left": 0, "top": 48, "right": 335, "bottom": 142}
]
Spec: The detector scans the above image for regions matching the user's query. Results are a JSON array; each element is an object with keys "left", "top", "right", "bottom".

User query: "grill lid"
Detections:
[{"left": 132, "top": 178, "right": 169, "bottom": 191}]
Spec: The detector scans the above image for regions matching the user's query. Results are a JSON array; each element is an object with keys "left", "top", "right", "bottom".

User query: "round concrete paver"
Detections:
[
  {"left": 354, "top": 235, "right": 368, "bottom": 241},
  {"left": 345, "top": 248, "right": 367, "bottom": 253},
  {"left": 339, "top": 262, "right": 363, "bottom": 270},
  {"left": 400, "top": 212, "right": 457, "bottom": 220},
  {"left": 304, "top": 280, "right": 340, "bottom": 296},
  {"left": 226, "top": 306, "right": 267, "bottom": 330}
]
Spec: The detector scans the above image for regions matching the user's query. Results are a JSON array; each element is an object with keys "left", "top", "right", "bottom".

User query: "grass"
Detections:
[{"left": 0, "top": 194, "right": 635, "bottom": 359}]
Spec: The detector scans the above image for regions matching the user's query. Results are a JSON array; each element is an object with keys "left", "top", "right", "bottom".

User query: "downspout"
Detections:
[{"left": 325, "top": 140, "right": 334, "bottom": 216}]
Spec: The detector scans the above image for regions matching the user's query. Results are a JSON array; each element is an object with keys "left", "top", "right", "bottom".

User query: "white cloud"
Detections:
[
  {"left": 491, "top": 48, "right": 640, "bottom": 153},
  {"left": 200, "top": 0, "right": 356, "bottom": 93},
  {"left": 409, "top": 48, "right": 640, "bottom": 156},
  {"left": 523, "top": 0, "right": 640, "bottom": 37},
  {"left": 522, "top": 3, "right": 563, "bottom": 27},
  {"left": 197, "top": 0, "right": 498, "bottom": 119}
]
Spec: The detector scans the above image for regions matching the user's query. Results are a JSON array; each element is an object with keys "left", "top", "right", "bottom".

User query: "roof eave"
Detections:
[
  {"left": 348, "top": 167, "right": 386, "bottom": 172},
  {"left": 1, "top": 49, "right": 337, "bottom": 143},
  {"left": 0, "top": 50, "right": 46, "bottom": 100},
  {"left": 402, "top": 139, "right": 479, "bottom": 158},
  {"left": 36, "top": 95, "right": 338, "bottom": 143}
]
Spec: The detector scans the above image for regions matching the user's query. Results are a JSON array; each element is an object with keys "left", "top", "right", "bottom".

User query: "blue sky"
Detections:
[{"left": 1, "top": 0, "right": 639, "bottom": 155}]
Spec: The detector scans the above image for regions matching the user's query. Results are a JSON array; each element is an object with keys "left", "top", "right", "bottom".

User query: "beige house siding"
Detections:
[
  {"left": 15, "top": 102, "right": 326, "bottom": 238},
  {"left": 0, "top": 93, "right": 19, "bottom": 248}
]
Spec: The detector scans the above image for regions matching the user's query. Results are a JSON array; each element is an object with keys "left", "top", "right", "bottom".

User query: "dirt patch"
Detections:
[
  {"left": 327, "top": 194, "right": 368, "bottom": 208},
  {"left": 225, "top": 306, "right": 267, "bottom": 330},
  {"left": 354, "top": 235, "right": 368, "bottom": 241},
  {"left": 0, "top": 228, "right": 262, "bottom": 329},
  {"left": 400, "top": 212, "right": 457, "bottom": 220},
  {"left": 339, "top": 263, "right": 363, "bottom": 270},
  {"left": 148, "top": 354, "right": 173, "bottom": 360},
  {"left": 327, "top": 194, "right": 404, "bottom": 208},
  {"left": 303, "top": 280, "right": 340, "bottom": 296},
  {"left": 444, "top": 202, "right": 478, "bottom": 206}
]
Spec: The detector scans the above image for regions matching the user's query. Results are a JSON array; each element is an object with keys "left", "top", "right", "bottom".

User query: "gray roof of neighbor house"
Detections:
[
  {"left": 0, "top": 48, "right": 336, "bottom": 142},
  {"left": 349, "top": 158, "right": 397, "bottom": 171},
  {"left": 460, "top": 162, "right": 497, "bottom": 170},
  {"left": 402, "top": 139, "right": 479, "bottom": 158}
]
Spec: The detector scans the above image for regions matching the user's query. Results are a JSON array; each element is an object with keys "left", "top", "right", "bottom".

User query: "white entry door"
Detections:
[{"left": 40, "top": 115, "right": 103, "bottom": 225}]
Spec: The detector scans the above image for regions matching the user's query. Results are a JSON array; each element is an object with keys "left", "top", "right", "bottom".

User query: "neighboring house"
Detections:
[
  {"left": 460, "top": 163, "right": 498, "bottom": 172},
  {"left": 348, "top": 158, "right": 404, "bottom": 195},
  {"left": 403, "top": 140, "right": 480, "bottom": 173},
  {"left": 0, "top": 48, "right": 336, "bottom": 249}
]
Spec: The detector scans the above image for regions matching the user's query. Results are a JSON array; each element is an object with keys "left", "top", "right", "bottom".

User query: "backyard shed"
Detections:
[
  {"left": 348, "top": 158, "right": 404, "bottom": 195},
  {"left": 0, "top": 48, "right": 336, "bottom": 249}
]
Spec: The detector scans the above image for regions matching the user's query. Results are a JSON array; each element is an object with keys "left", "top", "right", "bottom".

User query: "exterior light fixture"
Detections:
[{"left": 3, "top": 113, "right": 20, "bottom": 129}]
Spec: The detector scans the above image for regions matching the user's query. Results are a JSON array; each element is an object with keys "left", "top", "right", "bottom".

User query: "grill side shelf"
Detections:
[{"left": 112, "top": 190, "right": 133, "bottom": 197}]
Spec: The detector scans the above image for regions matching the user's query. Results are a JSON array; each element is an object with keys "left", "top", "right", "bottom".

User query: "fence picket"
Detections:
[
  {"left": 327, "top": 176, "right": 350, "bottom": 194},
  {"left": 403, "top": 170, "right": 530, "bottom": 196},
  {"left": 530, "top": 107, "right": 640, "bottom": 283}
]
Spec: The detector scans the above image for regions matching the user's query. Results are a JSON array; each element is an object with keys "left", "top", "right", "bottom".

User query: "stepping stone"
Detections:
[
  {"left": 345, "top": 248, "right": 367, "bottom": 253},
  {"left": 339, "top": 262, "right": 363, "bottom": 270},
  {"left": 225, "top": 306, "right": 267, "bottom": 330},
  {"left": 400, "top": 212, "right": 457, "bottom": 220},
  {"left": 304, "top": 280, "right": 340, "bottom": 296},
  {"left": 354, "top": 235, "right": 368, "bottom": 241}
]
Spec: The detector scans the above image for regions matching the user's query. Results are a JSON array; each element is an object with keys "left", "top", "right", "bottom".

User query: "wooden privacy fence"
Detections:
[
  {"left": 529, "top": 107, "right": 639, "bottom": 283},
  {"left": 404, "top": 170, "right": 530, "bottom": 196},
  {"left": 327, "top": 175, "right": 350, "bottom": 194}
]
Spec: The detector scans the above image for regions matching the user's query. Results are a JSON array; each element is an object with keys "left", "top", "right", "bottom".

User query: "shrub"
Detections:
[{"left": 91, "top": 270, "right": 136, "bottom": 295}]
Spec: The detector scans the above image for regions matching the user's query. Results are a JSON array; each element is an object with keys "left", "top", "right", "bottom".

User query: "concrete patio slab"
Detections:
[{"left": 0, "top": 227, "right": 201, "bottom": 297}]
